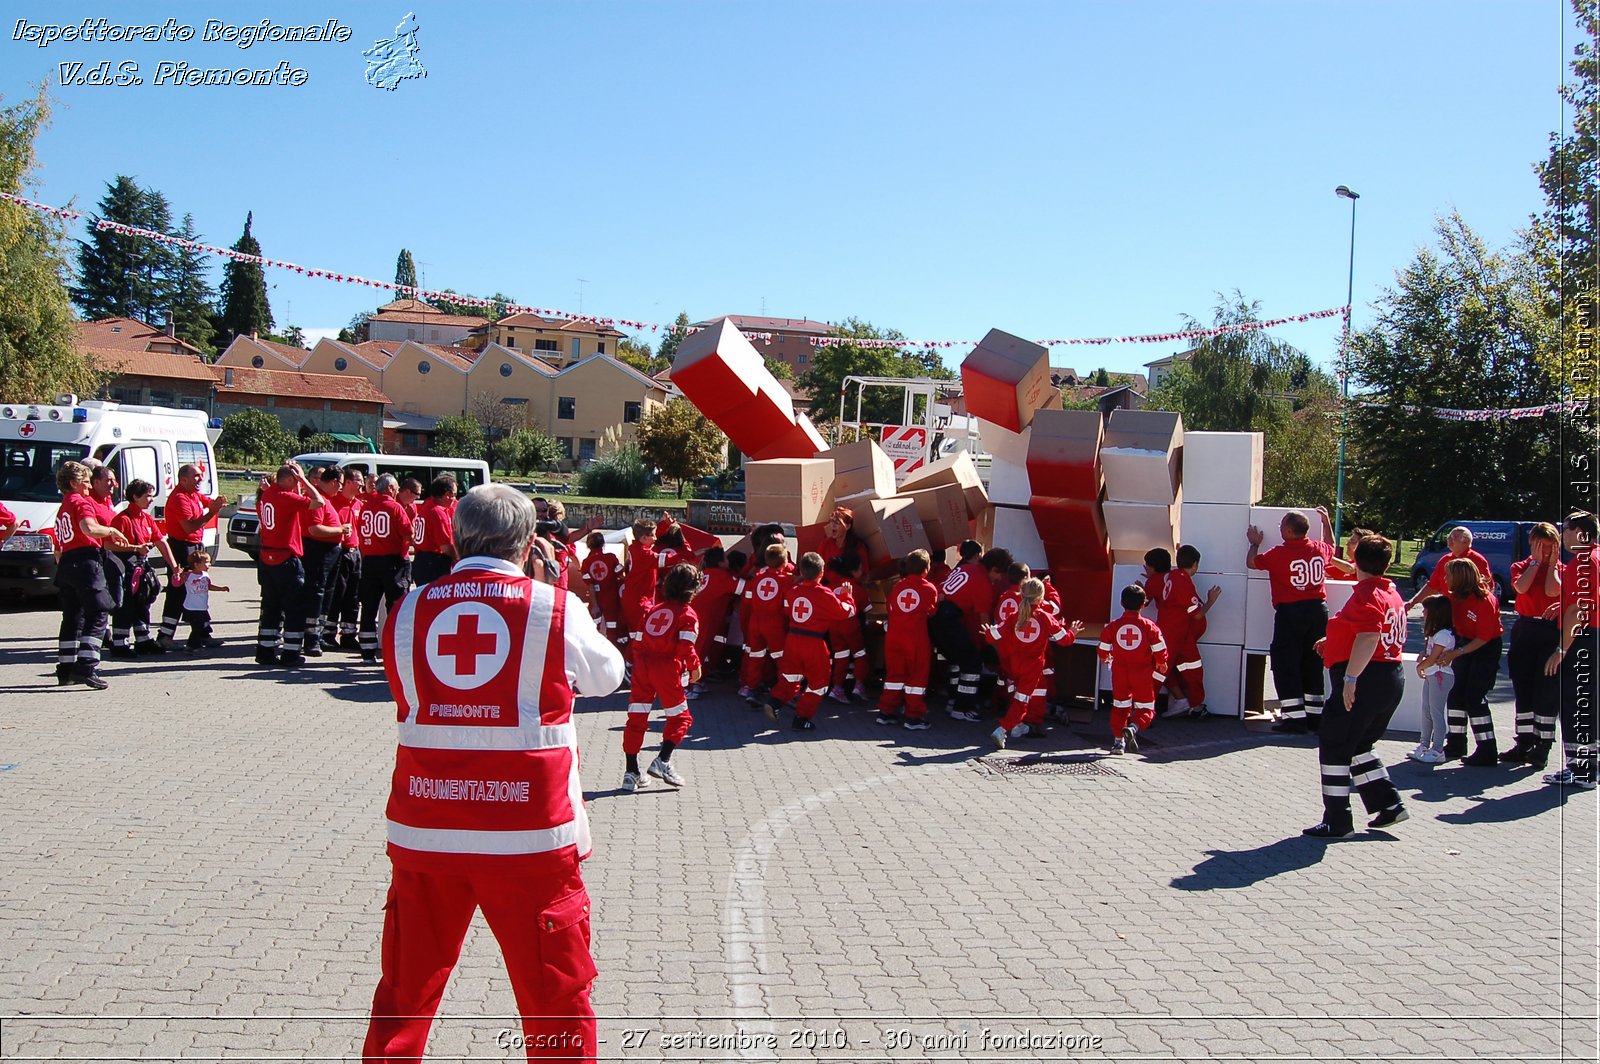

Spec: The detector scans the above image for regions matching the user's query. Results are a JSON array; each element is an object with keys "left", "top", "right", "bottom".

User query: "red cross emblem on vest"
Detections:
[
  {"left": 757, "top": 576, "right": 779, "bottom": 601},
  {"left": 895, "top": 588, "right": 921, "bottom": 614},
  {"left": 1115, "top": 624, "right": 1143, "bottom": 652},
  {"left": 997, "top": 597, "right": 1018, "bottom": 624},
  {"left": 1016, "top": 618, "right": 1040, "bottom": 643},
  {"left": 645, "top": 606, "right": 674, "bottom": 638},
  {"left": 426, "top": 602, "right": 511, "bottom": 690},
  {"left": 791, "top": 596, "right": 814, "bottom": 624}
]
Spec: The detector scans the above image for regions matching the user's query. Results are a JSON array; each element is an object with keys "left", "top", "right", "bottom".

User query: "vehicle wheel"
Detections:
[
  {"left": 1412, "top": 568, "right": 1428, "bottom": 594},
  {"left": 1493, "top": 575, "right": 1508, "bottom": 604}
]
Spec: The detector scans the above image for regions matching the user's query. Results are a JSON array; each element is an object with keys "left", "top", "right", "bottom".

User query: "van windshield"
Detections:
[{"left": 1, "top": 442, "right": 90, "bottom": 503}]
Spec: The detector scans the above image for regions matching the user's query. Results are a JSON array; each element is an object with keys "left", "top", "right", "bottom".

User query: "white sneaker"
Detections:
[
  {"left": 1009, "top": 722, "right": 1029, "bottom": 739},
  {"left": 951, "top": 709, "right": 983, "bottom": 723},
  {"left": 1418, "top": 749, "right": 1446, "bottom": 764},
  {"left": 989, "top": 726, "right": 1007, "bottom": 749},
  {"left": 647, "top": 756, "right": 684, "bottom": 787},
  {"left": 622, "top": 771, "right": 644, "bottom": 793},
  {"left": 1405, "top": 744, "right": 1427, "bottom": 761}
]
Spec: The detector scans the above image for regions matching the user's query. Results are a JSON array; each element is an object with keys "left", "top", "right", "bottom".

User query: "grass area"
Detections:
[
  {"left": 217, "top": 474, "right": 259, "bottom": 506},
  {"left": 557, "top": 495, "right": 687, "bottom": 509},
  {"left": 1387, "top": 538, "right": 1421, "bottom": 584}
]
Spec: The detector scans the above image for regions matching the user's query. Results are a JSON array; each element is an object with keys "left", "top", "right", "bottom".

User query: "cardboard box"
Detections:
[
  {"left": 718, "top": 388, "right": 800, "bottom": 458},
  {"left": 1182, "top": 431, "right": 1263, "bottom": 504},
  {"left": 898, "top": 450, "right": 988, "bottom": 520},
  {"left": 1101, "top": 409, "right": 1183, "bottom": 504},
  {"left": 959, "top": 328, "right": 1055, "bottom": 433},
  {"left": 819, "top": 439, "right": 897, "bottom": 509},
  {"left": 838, "top": 490, "right": 929, "bottom": 568},
  {"left": 1050, "top": 565, "right": 1113, "bottom": 626},
  {"left": 668, "top": 318, "right": 763, "bottom": 419},
  {"left": 1027, "top": 408, "right": 1104, "bottom": 500},
  {"left": 1243, "top": 576, "right": 1274, "bottom": 652},
  {"left": 1102, "top": 490, "right": 1181, "bottom": 555},
  {"left": 1191, "top": 572, "right": 1248, "bottom": 646},
  {"left": 988, "top": 502, "right": 1048, "bottom": 569},
  {"left": 1247, "top": 505, "right": 1331, "bottom": 553},
  {"left": 987, "top": 455, "right": 1031, "bottom": 507},
  {"left": 1109, "top": 561, "right": 1149, "bottom": 620},
  {"left": 744, "top": 457, "right": 834, "bottom": 527},
  {"left": 975, "top": 418, "right": 1032, "bottom": 468},
  {"left": 750, "top": 414, "right": 828, "bottom": 461},
  {"left": 1197, "top": 642, "right": 1245, "bottom": 717},
  {"left": 1032, "top": 495, "right": 1111, "bottom": 570},
  {"left": 903, "top": 483, "right": 968, "bottom": 553},
  {"left": 1177, "top": 501, "right": 1254, "bottom": 576}
]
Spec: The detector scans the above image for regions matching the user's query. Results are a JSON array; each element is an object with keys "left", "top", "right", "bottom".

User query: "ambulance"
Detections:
[{"left": 0, "top": 397, "right": 221, "bottom": 597}]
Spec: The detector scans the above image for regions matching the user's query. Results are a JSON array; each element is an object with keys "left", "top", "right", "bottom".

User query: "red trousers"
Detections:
[
  {"left": 879, "top": 633, "right": 932, "bottom": 719},
  {"left": 363, "top": 862, "right": 597, "bottom": 1063},
  {"left": 625, "top": 656, "right": 693, "bottom": 754},
  {"left": 999, "top": 665, "right": 1048, "bottom": 732},
  {"left": 1168, "top": 635, "right": 1205, "bottom": 704},
  {"left": 829, "top": 618, "right": 866, "bottom": 689},
  {"left": 1110, "top": 668, "right": 1158, "bottom": 735},
  {"left": 740, "top": 614, "right": 786, "bottom": 689},
  {"left": 769, "top": 633, "right": 831, "bottom": 719}
]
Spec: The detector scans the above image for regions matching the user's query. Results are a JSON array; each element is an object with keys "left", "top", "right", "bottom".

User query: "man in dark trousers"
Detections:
[
  {"left": 155, "top": 464, "right": 227, "bottom": 650},
  {"left": 1247, "top": 507, "right": 1347, "bottom": 734}
]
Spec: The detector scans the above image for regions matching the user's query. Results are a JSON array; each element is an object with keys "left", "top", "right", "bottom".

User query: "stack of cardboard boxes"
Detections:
[
  {"left": 671, "top": 319, "right": 827, "bottom": 460},
  {"left": 1026, "top": 409, "right": 1113, "bottom": 622},
  {"left": 960, "top": 329, "right": 1057, "bottom": 571}
]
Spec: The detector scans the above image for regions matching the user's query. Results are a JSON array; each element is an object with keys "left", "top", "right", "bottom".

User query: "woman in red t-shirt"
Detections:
[
  {"left": 1305, "top": 534, "right": 1409, "bottom": 837},
  {"left": 52, "top": 460, "right": 131, "bottom": 689},
  {"left": 1503, "top": 523, "right": 1562, "bottom": 768},
  {"left": 1440, "top": 557, "right": 1505, "bottom": 765}
]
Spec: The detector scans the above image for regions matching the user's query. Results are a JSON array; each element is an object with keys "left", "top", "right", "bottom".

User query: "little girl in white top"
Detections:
[{"left": 1409, "top": 595, "right": 1456, "bottom": 764}]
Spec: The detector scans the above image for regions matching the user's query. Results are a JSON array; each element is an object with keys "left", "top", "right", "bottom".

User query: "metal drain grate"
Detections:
[{"left": 976, "top": 754, "right": 1128, "bottom": 778}]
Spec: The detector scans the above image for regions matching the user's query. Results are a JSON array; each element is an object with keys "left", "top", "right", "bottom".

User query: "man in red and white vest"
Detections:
[{"left": 363, "top": 484, "right": 625, "bottom": 1063}]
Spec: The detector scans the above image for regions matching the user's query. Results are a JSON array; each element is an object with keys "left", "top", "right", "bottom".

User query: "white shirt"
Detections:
[
  {"left": 1423, "top": 629, "right": 1456, "bottom": 677},
  {"left": 183, "top": 571, "right": 212, "bottom": 612}
]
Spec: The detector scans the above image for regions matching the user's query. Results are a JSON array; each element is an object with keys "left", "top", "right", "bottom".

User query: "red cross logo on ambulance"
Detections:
[
  {"left": 1115, "top": 624, "right": 1144, "bottom": 652},
  {"left": 756, "top": 576, "right": 780, "bottom": 601},
  {"left": 425, "top": 602, "right": 510, "bottom": 690},
  {"left": 17, "top": 422, "right": 35, "bottom": 438},
  {"left": 645, "top": 606, "right": 675, "bottom": 639},
  {"left": 895, "top": 587, "right": 922, "bottom": 614},
  {"left": 790, "top": 596, "right": 815, "bottom": 625}
]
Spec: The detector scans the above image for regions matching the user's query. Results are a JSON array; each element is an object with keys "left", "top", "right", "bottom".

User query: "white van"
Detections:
[
  {"left": 227, "top": 452, "right": 492, "bottom": 558},
  {"left": 0, "top": 397, "right": 220, "bottom": 596}
]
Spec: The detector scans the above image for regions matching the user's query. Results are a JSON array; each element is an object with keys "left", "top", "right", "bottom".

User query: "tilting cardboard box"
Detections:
[
  {"left": 744, "top": 457, "right": 835, "bottom": 527},
  {"left": 987, "top": 456, "right": 1032, "bottom": 507},
  {"left": 670, "top": 318, "right": 766, "bottom": 419},
  {"left": 975, "top": 419, "right": 1032, "bottom": 468},
  {"left": 1050, "top": 565, "right": 1113, "bottom": 626},
  {"left": 819, "top": 439, "right": 897, "bottom": 511},
  {"left": 750, "top": 414, "right": 828, "bottom": 461},
  {"left": 838, "top": 489, "right": 930, "bottom": 569},
  {"left": 903, "top": 483, "right": 968, "bottom": 553},
  {"left": 960, "top": 328, "right": 1055, "bottom": 433},
  {"left": 897, "top": 450, "right": 987, "bottom": 521},
  {"left": 1027, "top": 408, "right": 1104, "bottom": 501},
  {"left": 1182, "top": 431, "right": 1263, "bottom": 504},
  {"left": 978, "top": 502, "right": 1047, "bottom": 569},
  {"left": 1032, "top": 494, "right": 1111, "bottom": 570},
  {"left": 1101, "top": 409, "right": 1183, "bottom": 505},
  {"left": 718, "top": 388, "right": 800, "bottom": 458}
]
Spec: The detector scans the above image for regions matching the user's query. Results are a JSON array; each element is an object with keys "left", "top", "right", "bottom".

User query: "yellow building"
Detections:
[
  {"left": 213, "top": 334, "right": 312, "bottom": 370},
  {"left": 486, "top": 313, "right": 625, "bottom": 368}
]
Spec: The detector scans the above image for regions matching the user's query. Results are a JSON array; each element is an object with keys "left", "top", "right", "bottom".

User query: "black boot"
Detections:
[
  {"left": 1499, "top": 737, "right": 1532, "bottom": 764},
  {"left": 1443, "top": 737, "right": 1468, "bottom": 760},
  {"left": 1523, "top": 740, "right": 1552, "bottom": 770},
  {"left": 1461, "top": 740, "right": 1500, "bottom": 767}
]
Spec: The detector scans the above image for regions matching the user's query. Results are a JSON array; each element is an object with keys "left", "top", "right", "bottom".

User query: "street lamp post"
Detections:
[{"left": 1333, "top": 185, "right": 1359, "bottom": 544}]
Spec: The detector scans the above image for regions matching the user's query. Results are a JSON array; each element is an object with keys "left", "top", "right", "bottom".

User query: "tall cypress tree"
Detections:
[
  {"left": 395, "top": 248, "right": 418, "bottom": 294},
  {"left": 72, "top": 175, "right": 176, "bottom": 323},
  {"left": 217, "top": 211, "right": 273, "bottom": 346},
  {"left": 168, "top": 213, "right": 216, "bottom": 356}
]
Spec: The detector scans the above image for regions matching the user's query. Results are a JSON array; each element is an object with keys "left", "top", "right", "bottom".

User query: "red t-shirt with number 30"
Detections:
[
  {"left": 1250, "top": 537, "right": 1337, "bottom": 607},
  {"left": 1321, "top": 576, "right": 1407, "bottom": 667}
]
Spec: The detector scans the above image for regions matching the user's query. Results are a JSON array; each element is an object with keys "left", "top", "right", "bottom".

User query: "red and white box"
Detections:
[
  {"left": 751, "top": 414, "right": 827, "bottom": 461},
  {"left": 960, "top": 328, "right": 1055, "bottom": 433},
  {"left": 1027, "top": 408, "right": 1103, "bottom": 501},
  {"left": 669, "top": 318, "right": 765, "bottom": 419},
  {"left": 1032, "top": 495, "right": 1111, "bottom": 570}
]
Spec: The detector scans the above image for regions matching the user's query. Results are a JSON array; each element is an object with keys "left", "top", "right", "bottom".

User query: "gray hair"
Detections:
[
  {"left": 454, "top": 484, "right": 536, "bottom": 562},
  {"left": 374, "top": 473, "right": 398, "bottom": 494},
  {"left": 1449, "top": 526, "right": 1473, "bottom": 543}
]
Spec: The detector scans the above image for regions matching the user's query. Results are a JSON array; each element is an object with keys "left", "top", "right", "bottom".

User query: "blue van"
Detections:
[{"left": 1411, "top": 521, "right": 1557, "bottom": 603}]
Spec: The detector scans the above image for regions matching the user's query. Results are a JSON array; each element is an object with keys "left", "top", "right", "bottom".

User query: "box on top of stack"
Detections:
[
  {"left": 670, "top": 318, "right": 802, "bottom": 458},
  {"left": 1100, "top": 409, "right": 1182, "bottom": 504},
  {"left": 1026, "top": 409, "right": 1104, "bottom": 500},
  {"left": 744, "top": 457, "right": 834, "bottom": 527},
  {"left": 820, "top": 439, "right": 897, "bottom": 511},
  {"left": 837, "top": 489, "right": 930, "bottom": 573},
  {"left": 960, "top": 328, "right": 1054, "bottom": 434}
]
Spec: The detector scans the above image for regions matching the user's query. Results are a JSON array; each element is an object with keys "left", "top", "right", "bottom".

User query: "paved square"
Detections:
[{"left": 1, "top": 553, "right": 1595, "bottom": 1061}]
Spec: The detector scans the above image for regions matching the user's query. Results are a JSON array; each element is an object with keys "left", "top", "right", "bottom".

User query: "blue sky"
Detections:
[{"left": 0, "top": 1, "right": 1577, "bottom": 376}]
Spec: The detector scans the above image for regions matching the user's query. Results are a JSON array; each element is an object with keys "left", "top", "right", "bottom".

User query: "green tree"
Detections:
[
  {"left": 764, "top": 356, "right": 794, "bottom": 381},
  {"left": 615, "top": 335, "right": 667, "bottom": 376},
  {"left": 338, "top": 311, "right": 371, "bottom": 344},
  {"left": 217, "top": 211, "right": 273, "bottom": 347},
  {"left": 215, "top": 409, "right": 297, "bottom": 465},
  {"left": 429, "top": 289, "right": 514, "bottom": 320},
  {"left": 1094, "top": 366, "right": 1111, "bottom": 386},
  {"left": 1536, "top": 0, "right": 1598, "bottom": 313},
  {"left": 168, "top": 213, "right": 216, "bottom": 356},
  {"left": 0, "top": 88, "right": 96, "bottom": 401},
  {"left": 498, "top": 428, "right": 564, "bottom": 474},
  {"left": 635, "top": 398, "right": 727, "bottom": 496},
  {"left": 72, "top": 175, "right": 178, "bottom": 324},
  {"left": 433, "top": 414, "right": 486, "bottom": 460},
  {"left": 1346, "top": 214, "right": 1564, "bottom": 537},
  {"left": 395, "top": 248, "right": 418, "bottom": 293},
  {"left": 800, "top": 318, "right": 953, "bottom": 427},
  {"left": 1261, "top": 399, "right": 1341, "bottom": 509},
  {"left": 656, "top": 311, "right": 691, "bottom": 365}
]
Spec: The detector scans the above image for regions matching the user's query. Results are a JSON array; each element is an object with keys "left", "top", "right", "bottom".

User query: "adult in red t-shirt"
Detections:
[
  {"left": 155, "top": 463, "right": 227, "bottom": 649},
  {"left": 1503, "top": 523, "right": 1563, "bottom": 767},
  {"left": 255, "top": 461, "right": 325, "bottom": 667},
  {"left": 930, "top": 542, "right": 1010, "bottom": 722},
  {"left": 409, "top": 475, "right": 459, "bottom": 587},
  {"left": 300, "top": 465, "right": 351, "bottom": 658},
  {"left": 1546, "top": 512, "right": 1600, "bottom": 788},
  {"left": 1436, "top": 557, "right": 1504, "bottom": 765},
  {"left": 356, "top": 474, "right": 414, "bottom": 662},
  {"left": 108, "top": 478, "right": 179, "bottom": 655},
  {"left": 1303, "top": 534, "right": 1409, "bottom": 837},
  {"left": 1247, "top": 507, "right": 1338, "bottom": 734},
  {"left": 326, "top": 467, "right": 365, "bottom": 650},
  {"left": 52, "top": 460, "right": 130, "bottom": 688},
  {"left": 0, "top": 499, "right": 17, "bottom": 548},
  {"left": 1408, "top": 526, "right": 1494, "bottom": 609}
]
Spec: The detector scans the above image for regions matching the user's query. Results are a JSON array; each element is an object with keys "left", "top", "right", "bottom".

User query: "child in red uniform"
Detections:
[
  {"left": 824, "top": 551, "right": 870, "bottom": 703},
  {"left": 1099, "top": 584, "right": 1170, "bottom": 754},
  {"left": 763, "top": 552, "right": 855, "bottom": 731},
  {"left": 620, "top": 518, "right": 658, "bottom": 654},
  {"left": 691, "top": 547, "right": 740, "bottom": 696},
  {"left": 582, "top": 531, "right": 625, "bottom": 649},
  {"left": 1146, "top": 547, "right": 1223, "bottom": 718},
  {"left": 985, "top": 578, "right": 1080, "bottom": 747},
  {"left": 739, "top": 543, "right": 794, "bottom": 701},
  {"left": 878, "top": 550, "right": 940, "bottom": 729},
  {"left": 622, "top": 564, "right": 701, "bottom": 792}
]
